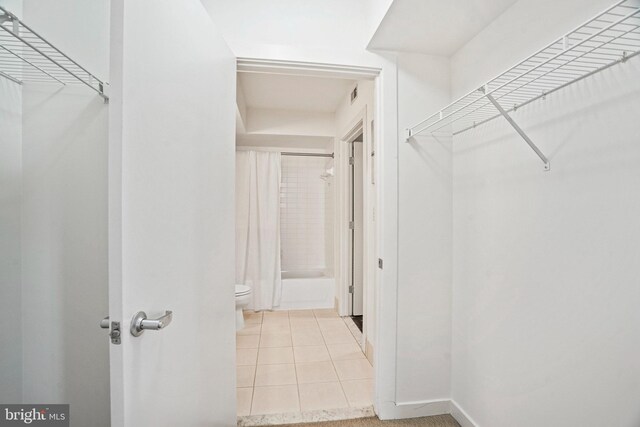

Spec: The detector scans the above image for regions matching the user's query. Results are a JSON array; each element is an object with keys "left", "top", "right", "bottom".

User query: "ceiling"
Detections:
[
  {"left": 368, "top": 0, "right": 518, "bottom": 56},
  {"left": 238, "top": 72, "right": 356, "bottom": 113}
]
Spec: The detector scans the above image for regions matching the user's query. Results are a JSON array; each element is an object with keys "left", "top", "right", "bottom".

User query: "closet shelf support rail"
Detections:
[{"left": 483, "top": 88, "right": 550, "bottom": 171}]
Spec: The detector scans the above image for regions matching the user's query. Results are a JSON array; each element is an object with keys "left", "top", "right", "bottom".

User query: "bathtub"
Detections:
[{"left": 277, "top": 270, "right": 335, "bottom": 310}]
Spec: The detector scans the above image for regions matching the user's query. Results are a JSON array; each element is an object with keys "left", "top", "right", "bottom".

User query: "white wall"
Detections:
[
  {"left": 451, "top": 1, "right": 640, "bottom": 426},
  {"left": 18, "top": 0, "right": 110, "bottom": 425},
  {"left": 396, "top": 53, "right": 452, "bottom": 405},
  {"left": 0, "top": 0, "right": 20, "bottom": 14},
  {"left": 20, "top": 0, "right": 109, "bottom": 82},
  {"left": 204, "top": 1, "right": 456, "bottom": 418},
  {"left": 202, "top": 0, "right": 369, "bottom": 56},
  {"left": 366, "top": 0, "right": 395, "bottom": 47},
  {"left": 21, "top": 84, "right": 110, "bottom": 426},
  {"left": 331, "top": 53, "right": 453, "bottom": 411},
  {"left": 0, "top": 51, "right": 23, "bottom": 404},
  {"left": 245, "top": 108, "right": 335, "bottom": 137},
  {"left": 201, "top": 0, "right": 381, "bottom": 68}
]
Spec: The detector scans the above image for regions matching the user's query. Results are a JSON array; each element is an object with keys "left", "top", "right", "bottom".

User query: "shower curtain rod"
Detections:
[{"left": 281, "top": 152, "right": 334, "bottom": 158}]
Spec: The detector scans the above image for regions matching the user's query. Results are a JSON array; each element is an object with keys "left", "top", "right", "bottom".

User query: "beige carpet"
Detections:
[{"left": 280, "top": 415, "right": 460, "bottom": 427}]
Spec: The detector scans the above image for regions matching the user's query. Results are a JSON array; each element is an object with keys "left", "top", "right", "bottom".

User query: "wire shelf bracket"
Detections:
[
  {"left": 0, "top": 6, "right": 108, "bottom": 102},
  {"left": 483, "top": 86, "right": 551, "bottom": 171},
  {"left": 405, "top": 0, "right": 640, "bottom": 171}
]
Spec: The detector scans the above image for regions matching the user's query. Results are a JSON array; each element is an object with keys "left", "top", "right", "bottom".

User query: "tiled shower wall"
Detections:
[
  {"left": 324, "top": 167, "right": 334, "bottom": 276},
  {"left": 280, "top": 156, "right": 334, "bottom": 273}
]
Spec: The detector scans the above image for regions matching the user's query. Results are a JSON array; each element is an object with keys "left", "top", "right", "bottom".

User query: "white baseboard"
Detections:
[
  {"left": 376, "top": 399, "right": 451, "bottom": 420},
  {"left": 375, "top": 398, "right": 478, "bottom": 426},
  {"left": 449, "top": 400, "right": 478, "bottom": 427}
]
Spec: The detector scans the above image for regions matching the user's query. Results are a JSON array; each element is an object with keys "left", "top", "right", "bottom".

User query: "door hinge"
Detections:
[
  {"left": 349, "top": 221, "right": 354, "bottom": 230},
  {"left": 110, "top": 321, "right": 121, "bottom": 345},
  {"left": 348, "top": 285, "right": 354, "bottom": 293},
  {"left": 349, "top": 157, "right": 354, "bottom": 165},
  {"left": 378, "top": 258, "right": 383, "bottom": 269}
]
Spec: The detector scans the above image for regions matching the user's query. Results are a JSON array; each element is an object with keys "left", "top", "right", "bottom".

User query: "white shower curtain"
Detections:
[{"left": 236, "top": 151, "right": 282, "bottom": 311}]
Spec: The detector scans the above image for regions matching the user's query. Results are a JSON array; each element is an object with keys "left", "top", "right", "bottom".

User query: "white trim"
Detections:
[
  {"left": 337, "top": 112, "right": 367, "bottom": 320},
  {"left": 377, "top": 399, "right": 451, "bottom": 420},
  {"left": 237, "top": 57, "right": 380, "bottom": 79},
  {"left": 450, "top": 400, "right": 479, "bottom": 427},
  {"left": 335, "top": 119, "right": 353, "bottom": 317},
  {"left": 372, "top": 55, "right": 399, "bottom": 420},
  {"left": 342, "top": 118, "right": 366, "bottom": 144},
  {"left": 375, "top": 399, "right": 479, "bottom": 426}
]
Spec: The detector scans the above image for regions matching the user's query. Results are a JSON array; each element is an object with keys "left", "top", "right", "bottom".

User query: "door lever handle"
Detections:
[
  {"left": 100, "top": 316, "right": 110, "bottom": 329},
  {"left": 130, "top": 310, "right": 173, "bottom": 337}
]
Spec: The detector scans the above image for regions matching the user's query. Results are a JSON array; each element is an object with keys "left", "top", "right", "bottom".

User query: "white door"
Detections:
[
  {"left": 108, "top": 1, "right": 237, "bottom": 426},
  {"left": 349, "top": 140, "right": 365, "bottom": 316}
]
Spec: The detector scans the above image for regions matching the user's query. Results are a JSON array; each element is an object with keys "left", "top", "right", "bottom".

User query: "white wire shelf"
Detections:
[
  {"left": 406, "top": 0, "right": 640, "bottom": 170},
  {"left": 0, "top": 5, "right": 108, "bottom": 100}
]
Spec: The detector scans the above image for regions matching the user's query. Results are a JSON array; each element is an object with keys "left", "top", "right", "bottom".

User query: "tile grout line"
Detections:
[
  {"left": 241, "top": 309, "right": 370, "bottom": 417},
  {"left": 322, "top": 313, "right": 351, "bottom": 408},
  {"left": 254, "top": 314, "right": 263, "bottom": 368},
  {"left": 315, "top": 310, "right": 350, "bottom": 408},
  {"left": 334, "top": 315, "right": 363, "bottom": 408},
  {"left": 248, "top": 312, "right": 262, "bottom": 415},
  {"left": 289, "top": 310, "right": 303, "bottom": 413},
  {"left": 342, "top": 315, "right": 364, "bottom": 348}
]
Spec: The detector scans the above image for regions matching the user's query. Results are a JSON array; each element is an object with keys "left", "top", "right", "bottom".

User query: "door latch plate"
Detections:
[{"left": 110, "top": 321, "right": 121, "bottom": 345}]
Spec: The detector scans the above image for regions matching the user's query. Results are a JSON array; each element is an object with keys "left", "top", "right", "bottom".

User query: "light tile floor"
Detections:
[{"left": 236, "top": 309, "right": 374, "bottom": 417}]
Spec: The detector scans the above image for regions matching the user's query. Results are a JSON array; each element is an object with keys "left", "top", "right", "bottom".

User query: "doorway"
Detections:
[
  {"left": 336, "top": 108, "right": 376, "bottom": 364},
  {"left": 233, "top": 62, "right": 380, "bottom": 422}
]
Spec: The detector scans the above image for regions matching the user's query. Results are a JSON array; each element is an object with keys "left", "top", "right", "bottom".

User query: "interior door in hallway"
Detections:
[{"left": 349, "top": 137, "right": 364, "bottom": 317}]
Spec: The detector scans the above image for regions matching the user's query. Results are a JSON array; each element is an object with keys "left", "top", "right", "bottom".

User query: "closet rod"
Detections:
[{"left": 281, "top": 152, "right": 334, "bottom": 158}]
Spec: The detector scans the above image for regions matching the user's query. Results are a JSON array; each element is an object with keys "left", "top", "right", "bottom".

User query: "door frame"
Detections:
[
  {"left": 235, "top": 57, "right": 405, "bottom": 419},
  {"left": 337, "top": 113, "right": 368, "bottom": 320},
  {"left": 336, "top": 107, "right": 376, "bottom": 357},
  {"left": 236, "top": 55, "right": 385, "bottom": 397},
  {"left": 338, "top": 116, "right": 363, "bottom": 318}
]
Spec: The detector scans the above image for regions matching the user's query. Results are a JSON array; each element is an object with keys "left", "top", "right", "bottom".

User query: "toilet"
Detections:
[{"left": 235, "top": 285, "right": 252, "bottom": 330}]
